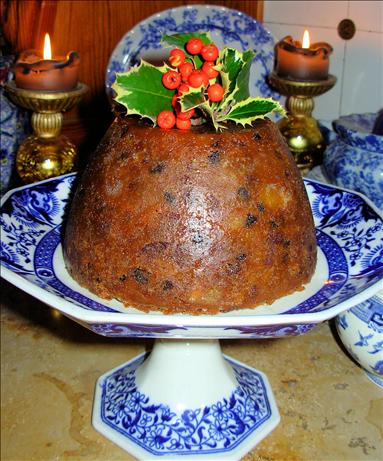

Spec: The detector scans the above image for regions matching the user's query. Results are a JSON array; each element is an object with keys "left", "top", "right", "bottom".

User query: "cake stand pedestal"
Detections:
[{"left": 93, "top": 339, "right": 279, "bottom": 460}]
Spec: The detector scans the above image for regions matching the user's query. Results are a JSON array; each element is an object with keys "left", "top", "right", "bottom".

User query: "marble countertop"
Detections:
[{"left": 1, "top": 279, "right": 382, "bottom": 461}]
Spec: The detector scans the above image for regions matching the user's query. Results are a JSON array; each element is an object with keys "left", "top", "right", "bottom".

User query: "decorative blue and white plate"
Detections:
[
  {"left": 106, "top": 5, "right": 281, "bottom": 102},
  {"left": 1, "top": 173, "right": 382, "bottom": 339}
]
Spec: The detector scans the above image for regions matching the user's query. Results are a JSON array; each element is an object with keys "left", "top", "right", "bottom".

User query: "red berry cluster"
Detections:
[{"left": 157, "top": 38, "right": 225, "bottom": 130}]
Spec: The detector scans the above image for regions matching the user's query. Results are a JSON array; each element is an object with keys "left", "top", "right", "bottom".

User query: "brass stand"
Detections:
[
  {"left": 268, "top": 72, "right": 336, "bottom": 174},
  {"left": 5, "top": 81, "right": 88, "bottom": 184}
]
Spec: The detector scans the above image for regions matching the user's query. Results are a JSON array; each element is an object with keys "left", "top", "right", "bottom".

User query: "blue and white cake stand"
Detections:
[{"left": 1, "top": 174, "right": 382, "bottom": 460}]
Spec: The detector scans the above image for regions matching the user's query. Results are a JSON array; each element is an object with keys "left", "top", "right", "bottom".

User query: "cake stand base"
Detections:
[{"left": 93, "top": 339, "right": 280, "bottom": 460}]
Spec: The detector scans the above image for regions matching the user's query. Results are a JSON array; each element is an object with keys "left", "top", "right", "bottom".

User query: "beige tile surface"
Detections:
[
  {"left": 263, "top": 0, "right": 348, "bottom": 29},
  {"left": 341, "top": 30, "right": 383, "bottom": 115},
  {"left": 348, "top": 1, "right": 383, "bottom": 33},
  {"left": 1, "top": 279, "right": 382, "bottom": 461}
]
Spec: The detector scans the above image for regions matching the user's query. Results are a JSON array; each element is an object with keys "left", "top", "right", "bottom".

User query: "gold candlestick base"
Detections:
[
  {"left": 268, "top": 73, "right": 336, "bottom": 174},
  {"left": 5, "top": 82, "right": 88, "bottom": 184}
]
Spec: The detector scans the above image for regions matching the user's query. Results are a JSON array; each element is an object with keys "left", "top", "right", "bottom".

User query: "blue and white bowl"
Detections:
[
  {"left": 323, "top": 112, "right": 383, "bottom": 210},
  {"left": 0, "top": 56, "right": 29, "bottom": 195},
  {"left": 334, "top": 113, "right": 383, "bottom": 153},
  {"left": 336, "top": 291, "right": 383, "bottom": 387}
]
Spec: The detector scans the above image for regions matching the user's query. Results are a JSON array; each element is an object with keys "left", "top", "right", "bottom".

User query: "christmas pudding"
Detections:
[{"left": 63, "top": 33, "right": 317, "bottom": 314}]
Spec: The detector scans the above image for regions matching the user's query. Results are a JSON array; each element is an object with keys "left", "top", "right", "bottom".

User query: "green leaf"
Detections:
[
  {"left": 161, "top": 32, "right": 212, "bottom": 49},
  {"left": 218, "top": 97, "right": 286, "bottom": 126},
  {"left": 179, "top": 86, "right": 206, "bottom": 111},
  {"left": 232, "top": 50, "right": 254, "bottom": 103},
  {"left": 217, "top": 48, "right": 244, "bottom": 97},
  {"left": 111, "top": 33, "right": 286, "bottom": 131},
  {"left": 216, "top": 48, "right": 254, "bottom": 110},
  {"left": 112, "top": 60, "right": 174, "bottom": 123},
  {"left": 200, "top": 102, "right": 226, "bottom": 131},
  {"left": 161, "top": 32, "right": 212, "bottom": 68}
]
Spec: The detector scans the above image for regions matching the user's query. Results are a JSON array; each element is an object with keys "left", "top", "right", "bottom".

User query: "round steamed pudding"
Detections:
[{"left": 63, "top": 117, "right": 317, "bottom": 314}]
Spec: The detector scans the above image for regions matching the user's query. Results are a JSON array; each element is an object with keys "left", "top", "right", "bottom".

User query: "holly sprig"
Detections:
[{"left": 112, "top": 33, "right": 285, "bottom": 130}]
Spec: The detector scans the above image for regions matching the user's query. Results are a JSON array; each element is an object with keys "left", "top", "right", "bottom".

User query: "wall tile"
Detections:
[
  {"left": 341, "top": 31, "right": 383, "bottom": 115},
  {"left": 264, "top": 23, "right": 345, "bottom": 120},
  {"left": 348, "top": 1, "right": 383, "bottom": 33},
  {"left": 263, "top": 0, "right": 348, "bottom": 29}
]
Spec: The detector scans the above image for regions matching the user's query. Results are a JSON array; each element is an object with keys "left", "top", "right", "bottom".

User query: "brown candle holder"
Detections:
[
  {"left": 268, "top": 72, "right": 337, "bottom": 174},
  {"left": 5, "top": 81, "right": 88, "bottom": 184}
]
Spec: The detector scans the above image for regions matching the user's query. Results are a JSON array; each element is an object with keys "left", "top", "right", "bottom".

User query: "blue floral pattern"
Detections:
[
  {"left": 336, "top": 294, "right": 383, "bottom": 386},
  {"left": 1, "top": 174, "right": 382, "bottom": 338},
  {"left": 224, "top": 323, "right": 316, "bottom": 338},
  {"left": 323, "top": 112, "right": 383, "bottom": 210},
  {"left": 324, "top": 140, "right": 383, "bottom": 210},
  {"left": 91, "top": 322, "right": 317, "bottom": 339},
  {"left": 0, "top": 175, "right": 73, "bottom": 272},
  {"left": 1, "top": 56, "right": 29, "bottom": 195},
  {"left": 91, "top": 323, "right": 188, "bottom": 337},
  {"left": 106, "top": 5, "right": 281, "bottom": 103},
  {"left": 100, "top": 353, "right": 272, "bottom": 455},
  {"left": 334, "top": 113, "right": 383, "bottom": 153}
]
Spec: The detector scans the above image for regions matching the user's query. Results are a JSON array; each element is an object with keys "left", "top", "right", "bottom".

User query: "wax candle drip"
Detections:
[
  {"left": 17, "top": 51, "right": 79, "bottom": 75},
  {"left": 14, "top": 34, "right": 80, "bottom": 92},
  {"left": 274, "top": 34, "right": 333, "bottom": 81}
]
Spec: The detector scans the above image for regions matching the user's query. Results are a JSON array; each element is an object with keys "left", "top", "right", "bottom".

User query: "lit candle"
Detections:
[
  {"left": 15, "top": 33, "right": 80, "bottom": 91},
  {"left": 274, "top": 30, "right": 333, "bottom": 81}
]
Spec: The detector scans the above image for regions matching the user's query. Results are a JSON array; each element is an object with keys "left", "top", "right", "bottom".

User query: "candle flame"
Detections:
[
  {"left": 302, "top": 29, "right": 310, "bottom": 49},
  {"left": 43, "top": 33, "right": 52, "bottom": 59}
]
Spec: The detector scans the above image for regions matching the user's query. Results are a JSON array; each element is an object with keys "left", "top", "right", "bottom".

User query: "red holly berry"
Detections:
[
  {"left": 171, "top": 94, "right": 178, "bottom": 108},
  {"left": 186, "top": 38, "right": 203, "bottom": 55},
  {"left": 169, "top": 48, "right": 186, "bottom": 67},
  {"left": 176, "top": 117, "right": 192, "bottom": 130},
  {"left": 200, "top": 43, "right": 219, "bottom": 62},
  {"left": 176, "top": 106, "right": 195, "bottom": 120},
  {"left": 188, "top": 70, "right": 209, "bottom": 88},
  {"left": 177, "top": 83, "right": 190, "bottom": 95},
  {"left": 207, "top": 83, "right": 224, "bottom": 102},
  {"left": 202, "top": 61, "right": 219, "bottom": 80},
  {"left": 157, "top": 111, "right": 176, "bottom": 129},
  {"left": 162, "top": 70, "right": 181, "bottom": 89},
  {"left": 179, "top": 62, "right": 194, "bottom": 82}
]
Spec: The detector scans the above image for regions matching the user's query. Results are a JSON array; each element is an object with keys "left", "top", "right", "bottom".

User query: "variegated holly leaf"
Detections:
[
  {"left": 112, "top": 61, "right": 174, "bottom": 123},
  {"left": 218, "top": 49, "right": 254, "bottom": 110},
  {"left": 179, "top": 88, "right": 227, "bottom": 130},
  {"left": 179, "top": 86, "right": 206, "bottom": 111},
  {"left": 112, "top": 33, "right": 286, "bottom": 130},
  {"left": 232, "top": 50, "right": 254, "bottom": 103},
  {"left": 217, "top": 48, "right": 244, "bottom": 98},
  {"left": 217, "top": 97, "right": 286, "bottom": 126}
]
